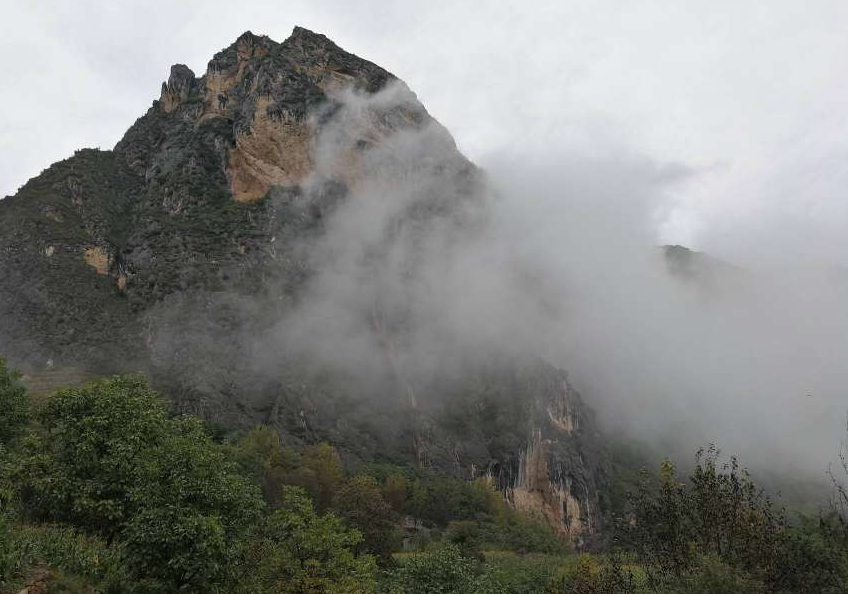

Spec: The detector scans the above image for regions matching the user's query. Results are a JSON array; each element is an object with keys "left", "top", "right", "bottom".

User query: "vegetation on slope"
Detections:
[
  {"left": 0, "top": 357, "right": 563, "bottom": 593},
  {"left": 1, "top": 355, "right": 847, "bottom": 593}
]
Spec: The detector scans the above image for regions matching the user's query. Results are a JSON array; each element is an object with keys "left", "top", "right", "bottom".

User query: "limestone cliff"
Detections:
[{"left": 416, "top": 358, "right": 608, "bottom": 547}]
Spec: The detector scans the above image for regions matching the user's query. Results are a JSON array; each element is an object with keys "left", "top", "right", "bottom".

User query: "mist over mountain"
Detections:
[
  {"left": 1, "top": 25, "right": 846, "bottom": 554},
  {"left": 478, "top": 145, "right": 848, "bottom": 476}
]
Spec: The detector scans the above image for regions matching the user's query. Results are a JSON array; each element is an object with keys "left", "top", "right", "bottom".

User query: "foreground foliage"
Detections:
[
  {"left": 0, "top": 358, "right": 28, "bottom": 445},
  {"left": 1, "top": 374, "right": 375, "bottom": 593},
  {"left": 1, "top": 363, "right": 846, "bottom": 593},
  {"left": 616, "top": 447, "right": 848, "bottom": 593},
  {"left": 0, "top": 370, "right": 565, "bottom": 593},
  {"left": 14, "top": 376, "right": 264, "bottom": 591}
]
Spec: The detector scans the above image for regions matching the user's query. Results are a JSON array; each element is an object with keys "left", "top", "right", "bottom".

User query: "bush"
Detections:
[
  {"left": 0, "top": 521, "right": 128, "bottom": 594},
  {"left": 620, "top": 446, "right": 848, "bottom": 593},
  {"left": 477, "top": 510, "right": 566, "bottom": 555},
  {"left": 286, "top": 443, "right": 344, "bottom": 512},
  {"left": 16, "top": 376, "right": 170, "bottom": 533},
  {"left": 666, "top": 554, "right": 765, "bottom": 594},
  {"left": 387, "top": 544, "right": 482, "bottom": 594},
  {"left": 0, "top": 357, "right": 29, "bottom": 444},
  {"left": 333, "top": 475, "right": 401, "bottom": 559},
  {"left": 444, "top": 521, "right": 484, "bottom": 560},
  {"left": 14, "top": 376, "right": 265, "bottom": 592},
  {"left": 484, "top": 552, "right": 558, "bottom": 594},
  {"left": 547, "top": 554, "right": 642, "bottom": 594},
  {"left": 227, "top": 425, "right": 300, "bottom": 507},
  {"left": 246, "top": 486, "right": 378, "bottom": 594}
]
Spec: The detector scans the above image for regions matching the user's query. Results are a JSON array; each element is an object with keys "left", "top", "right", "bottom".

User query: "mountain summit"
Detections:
[
  {"left": 0, "top": 28, "right": 607, "bottom": 545},
  {"left": 148, "top": 27, "right": 410, "bottom": 201}
]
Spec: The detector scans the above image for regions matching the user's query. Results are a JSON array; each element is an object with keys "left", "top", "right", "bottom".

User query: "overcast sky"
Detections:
[{"left": 3, "top": 0, "right": 848, "bottom": 266}]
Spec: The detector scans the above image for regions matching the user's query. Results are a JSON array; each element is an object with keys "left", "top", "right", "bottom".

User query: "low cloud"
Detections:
[{"left": 214, "top": 84, "right": 848, "bottom": 476}]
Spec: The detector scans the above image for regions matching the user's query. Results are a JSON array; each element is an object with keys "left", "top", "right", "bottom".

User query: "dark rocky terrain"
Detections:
[{"left": 0, "top": 27, "right": 608, "bottom": 545}]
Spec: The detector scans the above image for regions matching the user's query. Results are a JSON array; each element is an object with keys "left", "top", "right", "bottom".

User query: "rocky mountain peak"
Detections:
[
  {"left": 159, "top": 64, "right": 199, "bottom": 112},
  {"left": 145, "top": 27, "right": 409, "bottom": 201}
]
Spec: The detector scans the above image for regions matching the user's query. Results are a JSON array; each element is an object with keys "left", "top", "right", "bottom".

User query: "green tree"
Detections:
[
  {"left": 250, "top": 486, "right": 378, "bottom": 594},
  {"left": 230, "top": 425, "right": 287, "bottom": 484},
  {"left": 444, "top": 521, "right": 483, "bottom": 560},
  {"left": 228, "top": 425, "right": 300, "bottom": 508},
  {"left": 0, "top": 357, "right": 29, "bottom": 444},
  {"left": 289, "top": 443, "right": 344, "bottom": 512},
  {"left": 666, "top": 554, "right": 765, "bottom": 594},
  {"left": 16, "top": 375, "right": 169, "bottom": 533},
  {"left": 332, "top": 475, "right": 400, "bottom": 559},
  {"left": 124, "top": 416, "right": 264, "bottom": 590},
  {"left": 546, "top": 554, "right": 636, "bottom": 594},
  {"left": 15, "top": 376, "right": 265, "bottom": 592},
  {"left": 483, "top": 553, "right": 558, "bottom": 594},
  {"left": 388, "top": 543, "right": 484, "bottom": 594},
  {"left": 621, "top": 446, "right": 848, "bottom": 593},
  {"left": 406, "top": 475, "right": 491, "bottom": 525},
  {"left": 382, "top": 474, "right": 411, "bottom": 512},
  {"left": 0, "top": 449, "right": 11, "bottom": 514}
]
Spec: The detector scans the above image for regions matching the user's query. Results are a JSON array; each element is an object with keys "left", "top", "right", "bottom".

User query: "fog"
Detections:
[
  {"left": 239, "top": 83, "right": 848, "bottom": 479},
  {"left": 486, "top": 147, "right": 848, "bottom": 475}
]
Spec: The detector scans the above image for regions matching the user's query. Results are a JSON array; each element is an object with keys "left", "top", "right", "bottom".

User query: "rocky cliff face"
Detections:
[
  {"left": 0, "top": 27, "right": 608, "bottom": 545},
  {"left": 418, "top": 358, "right": 608, "bottom": 547}
]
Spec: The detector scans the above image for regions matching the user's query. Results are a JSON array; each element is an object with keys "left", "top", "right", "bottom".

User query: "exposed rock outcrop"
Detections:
[
  {"left": 147, "top": 28, "right": 401, "bottom": 202},
  {"left": 159, "top": 64, "right": 201, "bottom": 113}
]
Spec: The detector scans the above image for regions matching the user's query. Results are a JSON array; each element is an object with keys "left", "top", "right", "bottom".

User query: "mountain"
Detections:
[{"left": 0, "top": 27, "right": 608, "bottom": 546}]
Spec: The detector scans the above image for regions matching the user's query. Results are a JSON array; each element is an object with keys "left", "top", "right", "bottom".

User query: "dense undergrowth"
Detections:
[{"left": 1, "top": 356, "right": 847, "bottom": 593}]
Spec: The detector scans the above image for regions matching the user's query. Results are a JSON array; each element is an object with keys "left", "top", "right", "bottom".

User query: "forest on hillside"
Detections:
[{"left": 1, "top": 357, "right": 847, "bottom": 594}]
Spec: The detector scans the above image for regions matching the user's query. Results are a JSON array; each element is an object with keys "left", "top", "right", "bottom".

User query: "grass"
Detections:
[{"left": 0, "top": 519, "right": 128, "bottom": 593}]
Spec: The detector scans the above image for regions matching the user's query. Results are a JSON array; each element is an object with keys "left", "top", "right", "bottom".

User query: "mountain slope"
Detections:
[{"left": 0, "top": 27, "right": 608, "bottom": 545}]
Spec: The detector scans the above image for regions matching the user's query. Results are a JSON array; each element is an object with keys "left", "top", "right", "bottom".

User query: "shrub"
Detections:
[
  {"left": 333, "top": 475, "right": 401, "bottom": 559},
  {"left": 0, "top": 357, "right": 29, "bottom": 444},
  {"left": 444, "top": 521, "right": 484, "bottom": 560},
  {"left": 620, "top": 446, "right": 848, "bottom": 593},
  {"left": 666, "top": 554, "right": 765, "bottom": 594},
  {"left": 287, "top": 443, "right": 344, "bottom": 512},
  {"left": 547, "top": 554, "right": 638, "bottom": 594},
  {"left": 14, "top": 376, "right": 265, "bottom": 592},
  {"left": 387, "top": 544, "right": 481, "bottom": 594},
  {"left": 16, "top": 376, "right": 170, "bottom": 533},
  {"left": 227, "top": 425, "right": 300, "bottom": 507},
  {"left": 0, "top": 521, "right": 128, "bottom": 594},
  {"left": 248, "top": 486, "right": 378, "bottom": 594},
  {"left": 484, "top": 552, "right": 558, "bottom": 594}
]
